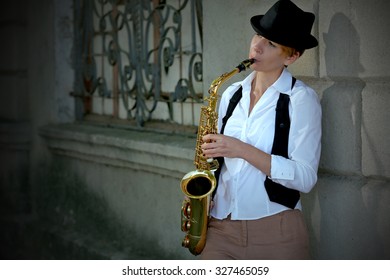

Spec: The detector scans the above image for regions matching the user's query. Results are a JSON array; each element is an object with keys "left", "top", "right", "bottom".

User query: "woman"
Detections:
[{"left": 200, "top": 0, "right": 322, "bottom": 259}]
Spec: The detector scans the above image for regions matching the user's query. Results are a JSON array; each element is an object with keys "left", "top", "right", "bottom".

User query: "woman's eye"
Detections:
[{"left": 269, "top": 41, "right": 276, "bottom": 47}]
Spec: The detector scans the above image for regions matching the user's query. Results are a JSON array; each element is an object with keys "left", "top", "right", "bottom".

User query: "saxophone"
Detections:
[{"left": 180, "top": 58, "right": 254, "bottom": 255}]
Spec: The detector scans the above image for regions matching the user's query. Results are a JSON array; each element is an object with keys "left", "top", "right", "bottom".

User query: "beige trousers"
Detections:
[{"left": 200, "top": 209, "right": 310, "bottom": 260}]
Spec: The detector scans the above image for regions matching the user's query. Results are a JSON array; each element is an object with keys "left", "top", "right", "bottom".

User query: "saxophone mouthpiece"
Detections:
[{"left": 236, "top": 58, "right": 255, "bottom": 72}]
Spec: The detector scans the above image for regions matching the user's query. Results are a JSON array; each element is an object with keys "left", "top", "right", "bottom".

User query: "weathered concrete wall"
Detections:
[
  {"left": 39, "top": 124, "right": 196, "bottom": 259},
  {"left": 1, "top": 0, "right": 389, "bottom": 260},
  {"left": 0, "top": 1, "right": 31, "bottom": 216}
]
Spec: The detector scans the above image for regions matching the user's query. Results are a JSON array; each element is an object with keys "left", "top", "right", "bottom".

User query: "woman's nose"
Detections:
[
  {"left": 253, "top": 41, "right": 264, "bottom": 53},
  {"left": 253, "top": 37, "right": 265, "bottom": 53}
]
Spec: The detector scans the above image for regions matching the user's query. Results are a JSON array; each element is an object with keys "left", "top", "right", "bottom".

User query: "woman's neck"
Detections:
[
  {"left": 253, "top": 69, "right": 283, "bottom": 93},
  {"left": 248, "top": 69, "right": 283, "bottom": 115}
]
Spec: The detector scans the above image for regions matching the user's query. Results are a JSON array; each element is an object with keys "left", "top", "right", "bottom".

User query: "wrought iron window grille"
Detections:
[{"left": 72, "top": 0, "right": 203, "bottom": 130}]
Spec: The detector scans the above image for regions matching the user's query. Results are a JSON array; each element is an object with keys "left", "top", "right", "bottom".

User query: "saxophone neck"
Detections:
[
  {"left": 236, "top": 58, "right": 255, "bottom": 72},
  {"left": 208, "top": 58, "right": 255, "bottom": 97},
  {"left": 210, "top": 69, "right": 238, "bottom": 90}
]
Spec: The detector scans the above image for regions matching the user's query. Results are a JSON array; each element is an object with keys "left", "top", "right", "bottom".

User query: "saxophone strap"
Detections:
[{"left": 213, "top": 77, "right": 299, "bottom": 209}]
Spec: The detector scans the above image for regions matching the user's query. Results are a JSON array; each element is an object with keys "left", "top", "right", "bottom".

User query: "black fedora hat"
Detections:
[{"left": 250, "top": 0, "right": 318, "bottom": 50}]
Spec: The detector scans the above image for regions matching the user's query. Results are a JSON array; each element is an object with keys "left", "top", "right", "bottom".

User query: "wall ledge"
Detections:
[{"left": 39, "top": 123, "right": 196, "bottom": 179}]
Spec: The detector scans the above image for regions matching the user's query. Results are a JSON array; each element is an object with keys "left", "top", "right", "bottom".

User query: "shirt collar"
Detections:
[
  {"left": 241, "top": 68, "right": 294, "bottom": 96},
  {"left": 272, "top": 68, "right": 293, "bottom": 96},
  {"left": 241, "top": 71, "right": 256, "bottom": 93}
]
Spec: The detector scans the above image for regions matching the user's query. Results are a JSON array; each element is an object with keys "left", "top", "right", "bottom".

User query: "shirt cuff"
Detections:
[{"left": 270, "top": 155, "right": 295, "bottom": 180}]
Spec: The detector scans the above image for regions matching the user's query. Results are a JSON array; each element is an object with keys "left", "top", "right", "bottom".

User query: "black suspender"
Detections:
[
  {"left": 213, "top": 77, "right": 299, "bottom": 209},
  {"left": 220, "top": 86, "right": 243, "bottom": 135},
  {"left": 264, "top": 77, "right": 299, "bottom": 209},
  {"left": 213, "top": 87, "right": 243, "bottom": 199}
]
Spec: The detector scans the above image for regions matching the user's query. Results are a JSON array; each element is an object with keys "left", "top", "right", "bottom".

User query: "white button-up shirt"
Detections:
[{"left": 211, "top": 68, "right": 322, "bottom": 220}]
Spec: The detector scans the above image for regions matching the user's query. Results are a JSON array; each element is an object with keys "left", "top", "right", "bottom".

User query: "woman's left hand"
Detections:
[
  {"left": 202, "top": 133, "right": 271, "bottom": 176},
  {"left": 201, "top": 134, "right": 244, "bottom": 159}
]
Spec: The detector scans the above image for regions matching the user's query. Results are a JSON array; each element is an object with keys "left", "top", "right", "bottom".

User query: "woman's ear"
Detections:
[{"left": 284, "top": 52, "right": 300, "bottom": 66}]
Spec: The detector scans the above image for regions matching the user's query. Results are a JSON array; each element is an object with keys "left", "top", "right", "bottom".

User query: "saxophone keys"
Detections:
[
  {"left": 181, "top": 200, "right": 191, "bottom": 231},
  {"left": 182, "top": 235, "right": 190, "bottom": 248},
  {"left": 182, "top": 201, "right": 191, "bottom": 218},
  {"left": 208, "top": 158, "right": 219, "bottom": 171},
  {"left": 181, "top": 220, "right": 191, "bottom": 232}
]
